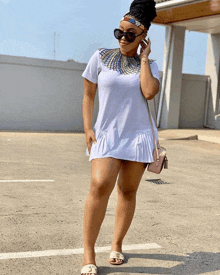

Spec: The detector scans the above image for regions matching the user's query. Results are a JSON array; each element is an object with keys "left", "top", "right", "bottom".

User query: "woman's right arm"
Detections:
[{"left": 82, "top": 78, "right": 97, "bottom": 153}]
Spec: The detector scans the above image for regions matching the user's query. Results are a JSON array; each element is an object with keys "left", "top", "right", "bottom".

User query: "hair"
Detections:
[{"left": 125, "top": 0, "right": 157, "bottom": 30}]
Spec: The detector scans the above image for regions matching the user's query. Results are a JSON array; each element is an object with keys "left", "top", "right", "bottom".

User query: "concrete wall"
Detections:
[
  {"left": 0, "top": 54, "right": 95, "bottom": 132},
  {"left": 179, "top": 74, "right": 208, "bottom": 128},
  {"left": 0, "top": 54, "right": 210, "bottom": 131},
  {"left": 205, "top": 34, "right": 220, "bottom": 130},
  {"left": 160, "top": 25, "right": 186, "bottom": 129}
]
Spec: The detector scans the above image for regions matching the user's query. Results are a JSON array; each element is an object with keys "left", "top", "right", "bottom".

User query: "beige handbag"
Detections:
[{"left": 146, "top": 99, "right": 168, "bottom": 174}]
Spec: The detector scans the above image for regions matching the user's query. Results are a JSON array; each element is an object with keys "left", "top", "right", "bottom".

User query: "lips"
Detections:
[{"left": 120, "top": 42, "right": 128, "bottom": 46}]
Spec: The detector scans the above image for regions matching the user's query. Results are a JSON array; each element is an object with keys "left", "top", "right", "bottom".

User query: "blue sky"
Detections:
[{"left": 1, "top": 0, "right": 208, "bottom": 74}]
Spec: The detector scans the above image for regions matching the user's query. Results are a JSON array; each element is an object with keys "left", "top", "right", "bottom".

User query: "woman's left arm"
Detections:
[{"left": 139, "top": 38, "right": 159, "bottom": 100}]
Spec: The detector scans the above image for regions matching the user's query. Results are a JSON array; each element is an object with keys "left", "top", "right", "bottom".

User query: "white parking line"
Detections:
[
  {"left": 0, "top": 180, "right": 54, "bottom": 183},
  {"left": 0, "top": 243, "right": 161, "bottom": 260}
]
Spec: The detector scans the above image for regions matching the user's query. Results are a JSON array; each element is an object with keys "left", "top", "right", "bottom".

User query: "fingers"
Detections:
[
  {"left": 140, "top": 37, "right": 151, "bottom": 58},
  {"left": 144, "top": 37, "right": 150, "bottom": 43},
  {"left": 140, "top": 41, "right": 147, "bottom": 51},
  {"left": 88, "top": 140, "right": 97, "bottom": 154},
  {"left": 142, "top": 38, "right": 151, "bottom": 45},
  {"left": 140, "top": 38, "right": 151, "bottom": 48},
  {"left": 86, "top": 130, "right": 97, "bottom": 154},
  {"left": 140, "top": 38, "right": 151, "bottom": 56}
]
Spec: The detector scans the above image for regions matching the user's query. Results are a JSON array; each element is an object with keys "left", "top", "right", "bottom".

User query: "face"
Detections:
[{"left": 117, "top": 20, "right": 147, "bottom": 55}]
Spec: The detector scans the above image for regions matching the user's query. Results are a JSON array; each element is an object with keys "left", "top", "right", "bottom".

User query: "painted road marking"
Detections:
[
  {"left": 0, "top": 243, "right": 161, "bottom": 260},
  {"left": 0, "top": 180, "right": 54, "bottom": 183}
]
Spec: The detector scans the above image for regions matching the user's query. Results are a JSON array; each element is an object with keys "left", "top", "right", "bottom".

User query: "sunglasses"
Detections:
[{"left": 114, "top": 28, "right": 145, "bottom": 43}]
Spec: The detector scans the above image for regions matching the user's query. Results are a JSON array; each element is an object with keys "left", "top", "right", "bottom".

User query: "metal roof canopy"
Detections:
[
  {"left": 154, "top": 0, "right": 220, "bottom": 34},
  {"left": 155, "top": 0, "right": 207, "bottom": 11}
]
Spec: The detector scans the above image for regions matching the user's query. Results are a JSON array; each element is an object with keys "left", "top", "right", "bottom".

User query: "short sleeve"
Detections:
[
  {"left": 150, "top": 61, "right": 160, "bottom": 82},
  {"left": 82, "top": 50, "right": 101, "bottom": 84}
]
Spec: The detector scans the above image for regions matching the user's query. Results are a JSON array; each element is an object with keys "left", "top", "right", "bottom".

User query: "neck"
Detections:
[{"left": 120, "top": 47, "right": 138, "bottom": 57}]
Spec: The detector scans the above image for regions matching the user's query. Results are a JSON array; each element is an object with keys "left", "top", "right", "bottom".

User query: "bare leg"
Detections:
[
  {"left": 83, "top": 157, "right": 123, "bottom": 267},
  {"left": 110, "top": 161, "right": 146, "bottom": 263}
]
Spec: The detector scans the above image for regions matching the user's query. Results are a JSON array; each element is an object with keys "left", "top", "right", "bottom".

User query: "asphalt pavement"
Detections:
[{"left": 0, "top": 130, "right": 219, "bottom": 275}]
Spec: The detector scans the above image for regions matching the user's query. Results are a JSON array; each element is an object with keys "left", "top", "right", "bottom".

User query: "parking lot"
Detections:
[{"left": 0, "top": 130, "right": 219, "bottom": 274}]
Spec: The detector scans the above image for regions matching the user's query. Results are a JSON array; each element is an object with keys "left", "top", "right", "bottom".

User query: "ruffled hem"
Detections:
[{"left": 85, "top": 129, "right": 158, "bottom": 163}]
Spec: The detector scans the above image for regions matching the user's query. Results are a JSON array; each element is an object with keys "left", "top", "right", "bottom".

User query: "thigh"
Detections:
[
  {"left": 90, "top": 157, "right": 123, "bottom": 193},
  {"left": 117, "top": 160, "right": 147, "bottom": 193}
]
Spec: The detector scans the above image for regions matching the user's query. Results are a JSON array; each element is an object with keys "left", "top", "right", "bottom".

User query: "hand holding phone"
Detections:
[{"left": 139, "top": 38, "right": 151, "bottom": 59}]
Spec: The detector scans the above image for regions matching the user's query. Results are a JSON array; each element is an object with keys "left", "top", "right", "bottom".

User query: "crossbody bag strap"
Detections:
[{"left": 146, "top": 98, "right": 159, "bottom": 159}]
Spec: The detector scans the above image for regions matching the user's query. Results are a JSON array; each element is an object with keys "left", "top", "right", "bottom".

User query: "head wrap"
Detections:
[
  {"left": 120, "top": 15, "right": 147, "bottom": 31},
  {"left": 121, "top": 0, "right": 157, "bottom": 30}
]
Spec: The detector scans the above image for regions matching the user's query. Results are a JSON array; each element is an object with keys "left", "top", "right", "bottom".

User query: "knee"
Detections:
[
  {"left": 117, "top": 184, "right": 137, "bottom": 201},
  {"left": 90, "top": 178, "right": 114, "bottom": 198}
]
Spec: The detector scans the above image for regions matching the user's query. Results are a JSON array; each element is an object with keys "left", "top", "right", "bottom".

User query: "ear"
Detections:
[
  {"left": 140, "top": 32, "right": 147, "bottom": 44},
  {"left": 143, "top": 32, "right": 147, "bottom": 40}
]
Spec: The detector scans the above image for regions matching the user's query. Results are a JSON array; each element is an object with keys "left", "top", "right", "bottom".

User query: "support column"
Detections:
[
  {"left": 160, "top": 25, "right": 186, "bottom": 129},
  {"left": 205, "top": 33, "right": 220, "bottom": 129}
]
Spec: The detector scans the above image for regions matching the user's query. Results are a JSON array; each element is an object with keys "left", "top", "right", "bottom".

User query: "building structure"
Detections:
[
  {"left": 154, "top": 0, "right": 220, "bottom": 129},
  {"left": 1, "top": 0, "right": 220, "bottom": 131}
]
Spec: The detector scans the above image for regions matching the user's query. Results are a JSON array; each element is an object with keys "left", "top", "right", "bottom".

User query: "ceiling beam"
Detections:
[
  {"left": 153, "top": 0, "right": 220, "bottom": 24},
  {"left": 155, "top": 0, "right": 207, "bottom": 11}
]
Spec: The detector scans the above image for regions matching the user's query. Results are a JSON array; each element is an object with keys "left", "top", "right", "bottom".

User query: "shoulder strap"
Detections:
[{"left": 146, "top": 98, "right": 159, "bottom": 159}]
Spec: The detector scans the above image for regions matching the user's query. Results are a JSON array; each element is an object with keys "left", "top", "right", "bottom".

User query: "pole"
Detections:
[
  {"left": 54, "top": 32, "right": 56, "bottom": 59},
  {"left": 156, "top": 25, "right": 173, "bottom": 127}
]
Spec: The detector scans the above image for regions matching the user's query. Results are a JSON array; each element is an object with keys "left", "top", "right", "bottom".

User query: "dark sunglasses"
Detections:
[{"left": 114, "top": 28, "right": 145, "bottom": 43}]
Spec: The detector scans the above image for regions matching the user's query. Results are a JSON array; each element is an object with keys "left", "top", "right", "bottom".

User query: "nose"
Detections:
[{"left": 120, "top": 35, "right": 126, "bottom": 41}]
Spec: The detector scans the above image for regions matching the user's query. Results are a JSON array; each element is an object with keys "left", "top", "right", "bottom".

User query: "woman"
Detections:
[{"left": 81, "top": 0, "right": 159, "bottom": 274}]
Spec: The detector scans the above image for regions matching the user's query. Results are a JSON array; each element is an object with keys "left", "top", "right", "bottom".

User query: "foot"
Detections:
[
  {"left": 109, "top": 251, "right": 124, "bottom": 265},
  {"left": 82, "top": 253, "right": 96, "bottom": 274},
  {"left": 81, "top": 264, "right": 98, "bottom": 275},
  {"left": 83, "top": 250, "right": 96, "bottom": 268}
]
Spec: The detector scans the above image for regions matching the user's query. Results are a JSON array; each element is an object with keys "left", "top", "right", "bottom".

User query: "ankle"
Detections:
[
  {"left": 111, "top": 241, "right": 122, "bottom": 252},
  {"left": 83, "top": 257, "right": 96, "bottom": 266},
  {"left": 83, "top": 250, "right": 96, "bottom": 266}
]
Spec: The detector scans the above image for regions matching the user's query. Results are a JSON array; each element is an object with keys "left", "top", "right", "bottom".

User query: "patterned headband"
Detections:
[{"left": 120, "top": 15, "right": 147, "bottom": 31}]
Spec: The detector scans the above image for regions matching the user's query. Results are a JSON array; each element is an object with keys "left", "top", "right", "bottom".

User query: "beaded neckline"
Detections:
[{"left": 99, "top": 48, "right": 153, "bottom": 75}]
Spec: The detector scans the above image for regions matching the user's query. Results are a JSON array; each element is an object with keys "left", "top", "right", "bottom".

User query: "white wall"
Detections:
[
  {"left": 205, "top": 34, "right": 220, "bottom": 130},
  {"left": 0, "top": 54, "right": 210, "bottom": 131},
  {"left": 0, "top": 54, "right": 98, "bottom": 131},
  {"left": 179, "top": 74, "right": 208, "bottom": 128},
  {"left": 160, "top": 25, "right": 186, "bottom": 129}
]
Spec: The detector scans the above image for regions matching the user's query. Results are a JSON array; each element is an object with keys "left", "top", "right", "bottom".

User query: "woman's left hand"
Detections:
[{"left": 139, "top": 38, "right": 151, "bottom": 59}]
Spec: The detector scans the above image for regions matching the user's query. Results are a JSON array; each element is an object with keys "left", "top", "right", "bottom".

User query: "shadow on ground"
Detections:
[{"left": 99, "top": 252, "right": 220, "bottom": 274}]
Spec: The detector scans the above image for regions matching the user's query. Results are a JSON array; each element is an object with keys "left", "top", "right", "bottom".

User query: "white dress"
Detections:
[{"left": 82, "top": 48, "right": 160, "bottom": 164}]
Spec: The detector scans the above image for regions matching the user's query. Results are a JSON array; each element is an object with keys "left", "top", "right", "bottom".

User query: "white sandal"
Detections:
[
  {"left": 109, "top": 251, "right": 124, "bottom": 265},
  {"left": 81, "top": 264, "right": 98, "bottom": 274}
]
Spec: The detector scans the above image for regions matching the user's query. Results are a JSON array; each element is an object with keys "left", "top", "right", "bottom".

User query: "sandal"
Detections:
[
  {"left": 81, "top": 264, "right": 98, "bottom": 275},
  {"left": 109, "top": 251, "right": 124, "bottom": 265}
]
